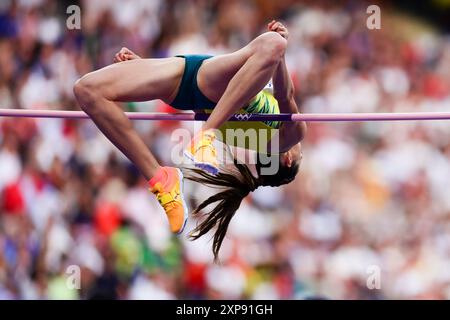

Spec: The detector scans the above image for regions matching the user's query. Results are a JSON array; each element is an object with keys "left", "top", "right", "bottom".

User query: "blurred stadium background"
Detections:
[{"left": 1, "top": 0, "right": 450, "bottom": 299}]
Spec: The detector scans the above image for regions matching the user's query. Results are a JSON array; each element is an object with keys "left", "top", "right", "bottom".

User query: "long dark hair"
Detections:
[{"left": 183, "top": 155, "right": 299, "bottom": 261}]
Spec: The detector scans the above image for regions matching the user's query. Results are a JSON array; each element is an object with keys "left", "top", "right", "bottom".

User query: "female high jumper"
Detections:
[{"left": 73, "top": 21, "right": 306, "bottom": 258}]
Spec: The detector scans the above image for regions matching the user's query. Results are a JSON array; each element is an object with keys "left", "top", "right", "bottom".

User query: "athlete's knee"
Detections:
[
  {"left": 73, "top": 74, "right": 94, "bottom": 100},
  {"left": 73, "top": 73, "right": 107, "bottom": 109},
  {"left": 252, "top": 32, "right": 287, "bottom": 64}
]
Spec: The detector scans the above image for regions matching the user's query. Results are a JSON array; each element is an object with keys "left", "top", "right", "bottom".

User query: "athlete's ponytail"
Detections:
[{"left": 184, "top": 155, "right": 299, "bottom": 261}]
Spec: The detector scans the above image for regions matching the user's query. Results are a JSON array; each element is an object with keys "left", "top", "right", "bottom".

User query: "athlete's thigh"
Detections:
[
  {"left": 197, "top": 47, "right": 253, "bottom": 102},
  {"left": 83, "top": 57, "right": 185, "bottom": 103}
]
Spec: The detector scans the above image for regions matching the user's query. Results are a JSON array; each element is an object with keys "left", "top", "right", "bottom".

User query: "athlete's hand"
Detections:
[
  {"left": 113, "top": 47, "right": 141, "bottom": 63},
  {"left": 268, "top": 20, "right": 289, "bottom": 40}
]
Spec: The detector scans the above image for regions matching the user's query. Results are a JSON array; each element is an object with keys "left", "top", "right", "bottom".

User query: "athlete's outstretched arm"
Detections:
[
  {"left": 269, "top": 21, "right": 306, "bottom": 151},
  {"left": 269, "top": 21, "right": 294, "bottom": 103},
  {"left": 273, "top": 55, "right": 307, "bottom": 147}
]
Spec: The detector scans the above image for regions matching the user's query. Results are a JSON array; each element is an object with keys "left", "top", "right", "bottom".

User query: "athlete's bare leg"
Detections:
[{"left": 73, "top": 57, "right": 184, "bottom": 180}]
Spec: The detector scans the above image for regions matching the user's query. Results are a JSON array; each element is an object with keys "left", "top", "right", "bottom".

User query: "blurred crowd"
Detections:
[{"left": 1, "top": 0, "right": 450, "bottom": 299}]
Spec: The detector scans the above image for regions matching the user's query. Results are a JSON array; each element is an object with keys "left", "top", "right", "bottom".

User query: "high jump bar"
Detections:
[{"left": 2, "top": 109, "right": 450, "bottom": 122}]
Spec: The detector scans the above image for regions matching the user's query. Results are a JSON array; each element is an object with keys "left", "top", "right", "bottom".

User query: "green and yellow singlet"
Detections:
[{"left": 208, "top": 87, "right": 281, "bottom": 154}]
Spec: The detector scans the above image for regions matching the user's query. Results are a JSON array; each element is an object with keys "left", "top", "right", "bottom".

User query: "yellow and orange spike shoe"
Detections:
[
  {"left": 149, "top": 167, "right": 188, "bottom": 234},
  {"left": 184, "top": 129, "right": 219, "bottom": 175}
]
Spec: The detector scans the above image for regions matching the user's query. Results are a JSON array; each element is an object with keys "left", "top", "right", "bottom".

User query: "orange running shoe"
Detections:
[
  {"left": 184, "top": 129, "right": 219, "bottom": 175},
  {"left": 149, "top": 167, "right": 188, "bottom": 234}
]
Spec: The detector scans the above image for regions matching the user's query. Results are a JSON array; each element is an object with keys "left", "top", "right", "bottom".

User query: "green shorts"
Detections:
[{"left": 170, "top": 55, "right": 217, "bottom": 110}]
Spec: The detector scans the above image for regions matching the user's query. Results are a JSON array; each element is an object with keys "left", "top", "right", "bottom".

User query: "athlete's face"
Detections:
[{"left": 280, "top": 143, "right": 302, "bottom": 168}]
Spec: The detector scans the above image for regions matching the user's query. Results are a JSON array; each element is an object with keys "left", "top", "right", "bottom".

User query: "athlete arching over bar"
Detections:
[{"left": 73, "top": 21, "right": 306, "bottom": 259}]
